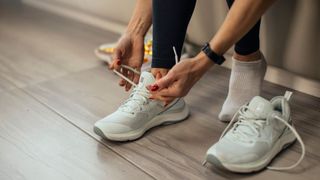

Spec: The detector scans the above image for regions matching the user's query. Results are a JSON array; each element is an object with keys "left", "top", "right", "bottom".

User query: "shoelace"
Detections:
[
  {"left": 113, "top": 46, "right": 179, "bottom": 88},
  {"left": 219, "top": 104, "right": 305, "bottom": 171},
  {"left": 222, "top": 106, "right": 266, "bottom": 142},
  {"left": 115, "top": 47, "right": 179, "bottom": 114},
  {"left": 118, "top": 86, "right": 150, "bottom": 114}
]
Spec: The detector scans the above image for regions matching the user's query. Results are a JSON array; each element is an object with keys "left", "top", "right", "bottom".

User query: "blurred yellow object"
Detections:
[
  {"left": 94, "top": 33, "right": 188, "bottom": 72},
  {"left": 94, "top": 36, "right": 153, "bottom": 72},
  {"left": 98, "top": 39, "right": 153, "bottom": 56}
]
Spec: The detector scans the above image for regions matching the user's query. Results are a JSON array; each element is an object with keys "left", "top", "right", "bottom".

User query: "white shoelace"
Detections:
[
  {"left": 223, "top": 106, "right": 266, "bottom": 142},
  {"left": 220, "top": 103, "right": 305, "bottom": 171},
  {"left": 113, "top": 46, "right": 179, "bottom": 88},
  {"left": 118, "top": 86, "right": 150, "bottom": 114},
  {"left": 115, "top": 47, "right": 179, "bottom": 114}
]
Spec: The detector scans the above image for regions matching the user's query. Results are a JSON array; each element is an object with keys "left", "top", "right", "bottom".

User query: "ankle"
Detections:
[
  {"left": 151, "top": 68, "right": 170, "bottom": 79},
  {"left": 233, "top": 50, "right": 261, "bottom": 62}
]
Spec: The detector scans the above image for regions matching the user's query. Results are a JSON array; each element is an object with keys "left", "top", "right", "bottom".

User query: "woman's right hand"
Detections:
[{"left": 109, "top": 33, "right": 145, "bottom": 91}]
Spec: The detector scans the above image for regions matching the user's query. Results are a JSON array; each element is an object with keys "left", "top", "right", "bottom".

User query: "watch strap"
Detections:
[{"left": 201, "top": 43, "right": 225, "bottom": 65}]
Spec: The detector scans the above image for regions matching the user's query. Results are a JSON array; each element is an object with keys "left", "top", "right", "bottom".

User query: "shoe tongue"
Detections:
[
  {"left": 246, "top": 96, "right": 274, "bottom": 119},
  {"left": 138, "top": 71, "right": 155, "bottom": 87},
  {"left": 120, "top": 72, "right": 155, "bottom": 113},
  {"left": 232, "top": 96, "right": 274, "bottom": 140}
]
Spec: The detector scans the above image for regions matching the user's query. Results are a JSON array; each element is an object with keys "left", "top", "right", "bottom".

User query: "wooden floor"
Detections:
[{"left": 0, "top": 2, "right": 319, "bottom": 180}]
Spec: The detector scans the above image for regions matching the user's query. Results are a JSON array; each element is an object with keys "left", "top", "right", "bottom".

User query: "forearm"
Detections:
[
  {"left": 194, "top": 0, "right": 276, "bottom": 70},
  {"left": 210, "top": 0, "right": 275, "bottom": 55},
  {"left": 126, "top": 0, "right": 152, "bottom": 36}
]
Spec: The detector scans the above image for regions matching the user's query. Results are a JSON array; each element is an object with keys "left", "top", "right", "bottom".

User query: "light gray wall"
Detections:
[
  {"left": 191, "top": 0, "right": 320, "bottom": 81},
  {"left": 22, "top": 0, "right": 320, "bottom": 81}
]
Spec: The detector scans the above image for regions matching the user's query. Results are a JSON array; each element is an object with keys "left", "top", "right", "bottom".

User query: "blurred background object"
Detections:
[{"left": 94, "top": 31, "right": 190, "bottom": 72}]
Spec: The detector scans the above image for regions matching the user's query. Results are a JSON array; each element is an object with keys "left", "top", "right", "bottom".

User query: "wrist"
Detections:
[
  {"left": 124, "top": 29, "right": 145, "bottom": 39},
  {"left": 191, "top": 52, "right": 215, "bottom": 75}
]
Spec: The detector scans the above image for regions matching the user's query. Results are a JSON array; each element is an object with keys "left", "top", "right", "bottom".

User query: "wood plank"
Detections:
[
  {"left": 0, "top": 3, "right": 118, "bottom": 87},
  {"left": 24, "top": 67, "right": 222, "bottom": 180},
  {"left": 25, "top": 66, "right": 320, "bottom": 180},
  {"left": 0, "top": 73, "right": 16, "bottom": 93},
  {"left": 0, "top": 89, "right": 153, "bottom": 180}
]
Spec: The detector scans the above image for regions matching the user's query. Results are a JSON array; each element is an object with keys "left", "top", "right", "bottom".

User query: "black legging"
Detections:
[{"left": 152, "top": 0, "right": 261, "bottom": 69}]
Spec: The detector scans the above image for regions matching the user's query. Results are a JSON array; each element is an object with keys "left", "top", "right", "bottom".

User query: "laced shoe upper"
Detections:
[
  {"left": 118, "top": 72, "right": 156, "bottom": 114},
  {"left": 207, "top": 93, "right": 305, "bottom": 170},
  {"left": 94, "top": 72, "right": 165, "bottom": 134}
]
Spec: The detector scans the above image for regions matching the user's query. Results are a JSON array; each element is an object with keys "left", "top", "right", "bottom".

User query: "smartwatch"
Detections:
[{"left": 201, "top": 43, "right": 225, "bottom": 65}]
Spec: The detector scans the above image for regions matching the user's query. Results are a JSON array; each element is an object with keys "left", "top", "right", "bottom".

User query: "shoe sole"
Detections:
[
  {"left": 94, "top": 102, "right": 189, "bottom": 141},
  {"left": 206, "top": 128, "right": 296, "bottom": 173}
]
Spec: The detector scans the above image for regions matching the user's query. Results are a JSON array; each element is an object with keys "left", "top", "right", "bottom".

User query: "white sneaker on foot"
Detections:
[
  {"left": 94, "top": 71, "right": 189, "bottom": 141},
  {"left": 204, "top": 91, "right": 305, "bottom": 173}
]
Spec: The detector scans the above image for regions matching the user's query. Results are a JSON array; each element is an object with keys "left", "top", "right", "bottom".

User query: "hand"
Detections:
[
  {"left": 148, "top": 53, "right": 214, "bottom": 105},
  {"left": 109, "top": 33, "right": 144, "bottom": 91}
]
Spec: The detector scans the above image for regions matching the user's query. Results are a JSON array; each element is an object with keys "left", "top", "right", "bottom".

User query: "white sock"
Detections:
[{"left": 218, "top": 55, "right": 267, "bottom": 121}]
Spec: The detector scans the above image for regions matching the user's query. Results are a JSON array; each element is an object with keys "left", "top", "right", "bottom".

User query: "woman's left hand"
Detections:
[{"left": 148, "top": 53, "right": 214, "bottom": 105}]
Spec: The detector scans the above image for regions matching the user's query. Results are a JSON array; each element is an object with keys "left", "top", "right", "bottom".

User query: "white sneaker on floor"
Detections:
[
  {"left": 94, "top": 71, "right": 189, "bottom": 141},
  {"left": 204, "top": 91, "right": 305, "bottom": 173}
]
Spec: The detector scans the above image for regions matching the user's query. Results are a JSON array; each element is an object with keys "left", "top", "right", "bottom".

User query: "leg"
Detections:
[
  {"left": 219, "top": 0, "right": 267, "bottom": 121},
  {"left": 94, "top": 0, "right": 195, "bottom": 141},
  {"left": 226, "top": 0, "right": 261, "bottom": 58},
  {"left": 152, "top": 0, "right": 196, "bottom": 70}
]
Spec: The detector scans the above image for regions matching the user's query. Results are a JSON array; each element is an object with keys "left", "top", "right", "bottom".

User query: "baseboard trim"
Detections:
[
  {"left": 264, "top": 66, "right": 320, "bottom": 97},
  {"left": 21, "top": 0, "right": 320, "bottom": 98}
]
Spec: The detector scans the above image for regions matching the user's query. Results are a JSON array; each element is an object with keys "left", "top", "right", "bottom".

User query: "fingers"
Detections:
[
  {"left": 118, "top": 69, "right": 139, "bottom": 90},
  {"left": 110, "top": 59, "right": 121, "bottom": 70},
  {"left": 111, "top": 48, "right": 131, "bottom": 90},
  {"left": 148, "top": 73, "right": 174, "bottom": 92},
  {"left": 133, "top": 73, "right": 140, "bottom": 85},
  {"left": 120, "top": 68, "right": 129, "bottom": 91},
  {"left": 112, "top": 47, "right": 122, "bottom": 61},
  {"left": 149, "top": 94, "right": 175, "bottom": 106},
  {"left": 155, "top": 72, "right": 162, "bottom": 80},
  {"left": 119, "top": 79, "right": 126, "bottom": 86},
  {"left": 110, "top": 48, "right": 122, "bottom": 70},
  {"left": 153, "top": 86, "right": 180, "bottom": 97},
  {"left": 125, "top": 70, "right": 134, "bottom": 91}
]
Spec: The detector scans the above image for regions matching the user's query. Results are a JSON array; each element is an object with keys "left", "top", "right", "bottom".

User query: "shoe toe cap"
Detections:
[
  {"left": 218, "top": 113, "right": 232, "bottom": 122},
  {"left": 207, "top": 142, "right": 260, "bottom": 165},
  {"left": 94, "top": 121, "right": 132, "bottom": 135}
]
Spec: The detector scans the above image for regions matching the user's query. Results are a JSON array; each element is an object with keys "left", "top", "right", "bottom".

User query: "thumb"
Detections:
[
  {"left": 111, "top": 48, "right": 122, "bottom": 70},
  {"left": 149, "top": 73, "right": 174, "bottom": 92},
  {"left": 113, "top": 48, "right": 122, "bottom": 60},
  {"left": 155, "top": 72, "right": 162, "bottom": 80}
]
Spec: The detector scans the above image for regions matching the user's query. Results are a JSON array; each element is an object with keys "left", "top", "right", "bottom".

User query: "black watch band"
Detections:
[{"left": 201, "top": 43, "right": 225, "bottom": 65}]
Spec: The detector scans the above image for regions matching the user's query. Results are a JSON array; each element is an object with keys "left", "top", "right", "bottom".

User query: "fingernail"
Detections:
[
  {"left": 116, "top": 60, "right": 121, "bottom": 65},
  {"left": 150, "top": 85, "right": 159, "bottom": 91}
]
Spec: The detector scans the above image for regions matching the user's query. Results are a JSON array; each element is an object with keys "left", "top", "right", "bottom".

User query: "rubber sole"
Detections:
[
  {"left": 94, "top": 103, "right": 189, "bottom": 142},
  {"left": 206, "top": 129, "right": 296, "bottom": 173}
]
